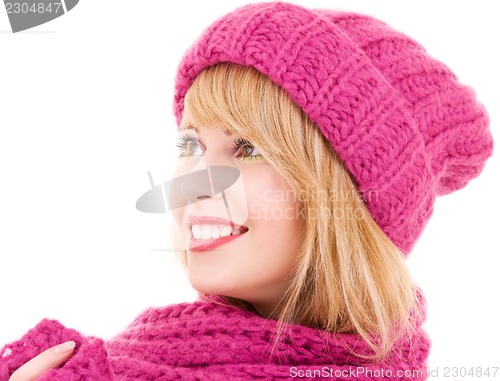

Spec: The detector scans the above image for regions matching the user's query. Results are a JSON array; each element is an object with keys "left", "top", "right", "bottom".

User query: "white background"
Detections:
[{"left": 0, "top": 1, "right": 499, "bottom": 379}]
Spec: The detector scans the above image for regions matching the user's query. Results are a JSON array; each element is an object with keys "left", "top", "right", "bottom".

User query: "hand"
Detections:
[{"left": 8, "top": 341, "right": 76, "bottom": 381}]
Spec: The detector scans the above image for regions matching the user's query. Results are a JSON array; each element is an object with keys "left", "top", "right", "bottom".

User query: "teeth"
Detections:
[
  {"left": 211, "top": 228, "right": 220, "bottom": 239},
  {"left": 221, "top": 226, "right": 232, "bottom": 236},
  {"left": 201, "top": 226, "right": 212, "bottom": 240},
  {"left": 192, "top": 225, "right": 202, "bottom": 240},
  {"left": 190, "top": 224, "right": 244, "bottom": 240}
]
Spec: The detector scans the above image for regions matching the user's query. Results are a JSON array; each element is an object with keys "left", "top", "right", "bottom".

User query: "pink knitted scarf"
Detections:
[{"left": 0, "top": 298, "right": 430, "bottom": 380}]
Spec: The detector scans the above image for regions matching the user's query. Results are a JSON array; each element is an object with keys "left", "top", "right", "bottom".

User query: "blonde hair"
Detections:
[{"left": 175, "top": 62, "right": 421, "bottom": 361}]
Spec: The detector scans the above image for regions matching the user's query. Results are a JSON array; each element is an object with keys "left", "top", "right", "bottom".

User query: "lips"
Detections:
[{"left": 186, "top": 215, "right": 249, "bottom": 251}]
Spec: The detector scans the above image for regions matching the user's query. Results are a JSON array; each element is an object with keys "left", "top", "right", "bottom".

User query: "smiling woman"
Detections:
[
  {"left": 171, "top": 62, "right": 420, "bottom": 359},
  {"left": 173, "top": 106, "right": 308, "bottom": 320},
  {"left": 0, "top": 1, "right": 494, "bottom": 380}
]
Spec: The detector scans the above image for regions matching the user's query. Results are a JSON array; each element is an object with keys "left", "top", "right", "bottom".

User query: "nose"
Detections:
[
  {"left": 136, "top": 164, "right": 241, "bottom": 212},
  {"left": 181, "top": 150, "right": 233, "bottom": 201},
  {"left": 180, "top": 163, "right": 240, "bottom": 205}
]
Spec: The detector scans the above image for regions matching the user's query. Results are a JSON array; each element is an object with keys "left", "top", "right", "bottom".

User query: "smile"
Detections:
[{"left": 186, "top": 215, "right": 249, "bottom": 251}]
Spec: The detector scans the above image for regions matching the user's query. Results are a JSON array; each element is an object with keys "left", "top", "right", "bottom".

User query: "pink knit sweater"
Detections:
[{"left": 0, "top": 298, "right": 430, "bottom": 380}]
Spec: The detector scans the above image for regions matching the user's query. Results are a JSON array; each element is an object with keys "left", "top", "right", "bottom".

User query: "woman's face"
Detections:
[{"left": 171, "top": 119, "right": 305, "bottom": 318}]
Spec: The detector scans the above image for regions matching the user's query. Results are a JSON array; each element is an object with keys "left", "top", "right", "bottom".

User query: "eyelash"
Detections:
[
  {"left": 174, "top": 135, "right": 199, "bottom": 159},
  {"left": 232, "top": 137, "right": 263, "bottom": 160},
  {"left": 175, "top": 134, "right": 263, "bottom": 161}
]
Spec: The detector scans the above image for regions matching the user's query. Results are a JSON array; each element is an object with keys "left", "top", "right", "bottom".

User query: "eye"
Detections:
[
  {"left": 175, "top": 134, "right": 204, "bottom": 158},
  {"left": 233, "top": 137, "right": 263, "bottom": 161}
]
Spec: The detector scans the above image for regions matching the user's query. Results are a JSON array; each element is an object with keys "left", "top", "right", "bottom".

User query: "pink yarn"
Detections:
[
  {"left": 173, "top": 1, "right": 494, "bottom": 255},
  {"left": 0, "top": 298, "right": 430, "bottom": 380}
]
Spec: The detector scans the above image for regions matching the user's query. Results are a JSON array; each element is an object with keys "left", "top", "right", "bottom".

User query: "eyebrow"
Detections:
[
  {"left": 181, "top": 123, "right": 233, "bottom": 136},
  {"left": 184, "top": 123, "right": 198, "bottom": 132}
]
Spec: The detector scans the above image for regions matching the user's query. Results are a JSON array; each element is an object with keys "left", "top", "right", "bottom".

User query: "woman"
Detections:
[{"left": 1, "top": 2, "right": 493, "bottom": 380}]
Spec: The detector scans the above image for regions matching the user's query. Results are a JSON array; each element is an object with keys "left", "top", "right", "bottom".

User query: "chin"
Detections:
[{"left": 189, "top": 278, "right": 226, "bottom": 296}]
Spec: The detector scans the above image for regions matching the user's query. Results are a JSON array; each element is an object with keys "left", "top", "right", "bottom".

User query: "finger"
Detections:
[{"left": 9, "top": 341, "right": 76, "bottom": 381}]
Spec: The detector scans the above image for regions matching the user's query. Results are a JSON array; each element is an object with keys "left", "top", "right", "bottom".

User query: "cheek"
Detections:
[
  {"left": 245, "top": 169, "right": 304, "bottom": 253},
  {"left": 246, "top": 169, "right": 299, "bottom": 223}
]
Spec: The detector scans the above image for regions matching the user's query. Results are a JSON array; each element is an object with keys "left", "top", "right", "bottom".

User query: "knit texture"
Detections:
[
  {"left": 173, "top": 1, "right": 494, "bottom": 255},
  {"left": 0, "top": 298, "right": 430, "bottom": 380}
]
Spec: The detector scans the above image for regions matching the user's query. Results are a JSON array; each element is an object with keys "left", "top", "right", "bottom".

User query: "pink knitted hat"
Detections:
[{"left": 173, "top": 1, "right": 494, "bottom": 255}]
